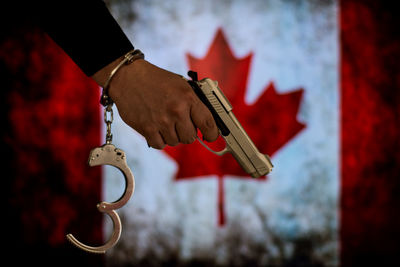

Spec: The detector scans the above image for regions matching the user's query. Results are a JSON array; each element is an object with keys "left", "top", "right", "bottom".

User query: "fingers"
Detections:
[
  {"left": 190, "top": 101, "right": 219, "bottom": 142},
  {"left": 159, "top": 126, "right": 179, "bottom": 147},
  {"left": 170, "top": 89, "right": 218, "bottom": 144},
  {"left": 146, "top": 131, "right": 166, "bottom": 149},
  {"left": 175, "top": 118, "right": 197, "bottom": 144},
  {"left": 145, "top": 100, "right": 215, "bottom": 148},
  {"left": 156, "top": 106, "right": 197, "bottom": 146},
  {"left": 145, "top": 113, "right": 196, "bottom": 148},
  {"left": 147, "top": 124, "right": 195, "bottom": 148}
]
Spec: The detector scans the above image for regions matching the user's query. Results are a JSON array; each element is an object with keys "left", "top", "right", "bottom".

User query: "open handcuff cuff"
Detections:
[{"left": 66, "top": 49, "right": 144, "bottom": 254}]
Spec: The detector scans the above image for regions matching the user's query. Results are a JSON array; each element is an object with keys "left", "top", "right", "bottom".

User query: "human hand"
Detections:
[{"left": 92, "top": 58, "right": 219, "bottom": 149}]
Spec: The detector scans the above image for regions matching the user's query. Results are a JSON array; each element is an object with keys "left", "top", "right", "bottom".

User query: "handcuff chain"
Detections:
[
  {"left": 100, "top": 49, "right": 144, "bottom": 144},
  {"left": 104, "top": 104, "right": 113, "bottom": 144}
]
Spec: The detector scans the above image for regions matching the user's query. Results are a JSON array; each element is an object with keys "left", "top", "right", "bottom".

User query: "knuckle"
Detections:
[
  {"left": 166, "top": 136, "right": 179, "bottom": 147},
  {"left": 169, "top": 102, "right": 187, "bottom": 118},
  {"left": 168, "top": 141, "right": 179, "bottom": 147},
  {"left": 183, "top": 89, "right": 197, "bottom": 103},
  {"left": 147, "top": 137, "right": 166, "bottom": 150},
  {"left": 142, "top": 125, "right": 157, "bottom": 137},
  {"left": 182, "top": 135, "right": 197, "bottom": 144},
  {"left": 201, "top": 116, "right": 218, "bottom": 142},
  {"left": 152, "top": 143, "right": 166, "bottom": 150},
  {"left": 208, "top": 133, "right": 219, "bottom": 142},
  {"left": 169, "top": 106, "right": 181, "bottom": 117},
  {"left": 158, "top": 115, "right": 170, "bottom": 127},
  {"left": 160, "top": 129, "right": 179, "bottom": 147},
  {"left": 204, "top": 116, "right": 216, "bottom": 129}
]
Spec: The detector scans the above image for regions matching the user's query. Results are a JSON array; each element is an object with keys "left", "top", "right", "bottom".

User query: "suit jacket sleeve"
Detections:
[{"left": 36, "top": 0, "right": 134, "bottom": 77}]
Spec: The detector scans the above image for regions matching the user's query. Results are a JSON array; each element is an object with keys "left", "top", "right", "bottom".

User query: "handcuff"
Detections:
[{"left": 66, "top": 49, "right": 144, "bottom": 254}]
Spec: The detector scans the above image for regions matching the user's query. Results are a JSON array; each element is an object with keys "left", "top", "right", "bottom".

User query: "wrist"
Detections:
[
  {"left": 91, "top": 49, "right": 145, "bottom": 106},
  {"left": 91, "top": 55, "right": 125, "bottom": 88}
]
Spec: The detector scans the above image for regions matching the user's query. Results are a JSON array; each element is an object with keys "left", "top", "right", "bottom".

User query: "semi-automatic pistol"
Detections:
[{"left": 187, "top": 71, "right": 273, "bottom": 178}]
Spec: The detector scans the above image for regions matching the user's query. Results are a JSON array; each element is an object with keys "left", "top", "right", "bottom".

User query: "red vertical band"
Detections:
[
  {"left": 340, "top": 1, "right": 400, "bottom": 266},
  {"left": 2, "top": 29, "right": 103, "bottom": 265}
]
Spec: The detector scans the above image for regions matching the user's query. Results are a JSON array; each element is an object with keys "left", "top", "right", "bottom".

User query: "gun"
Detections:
[{"left": 187, "top": 71, "right": 273, "bottom": 178}]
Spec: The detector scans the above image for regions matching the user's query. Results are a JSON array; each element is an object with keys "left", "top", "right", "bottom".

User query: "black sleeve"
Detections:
[{"left": 35, "top": 0, "right": 134, "bottom": 76}]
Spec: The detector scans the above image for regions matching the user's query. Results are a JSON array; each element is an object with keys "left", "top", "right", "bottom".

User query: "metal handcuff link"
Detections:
[{"left": 66, "top": 49, "right": 144, "bottom": 254}]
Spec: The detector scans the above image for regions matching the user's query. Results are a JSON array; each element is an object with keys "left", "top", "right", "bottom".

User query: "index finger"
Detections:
[{"left": 190, "top": 101, "right": 219, "bottom": 142}]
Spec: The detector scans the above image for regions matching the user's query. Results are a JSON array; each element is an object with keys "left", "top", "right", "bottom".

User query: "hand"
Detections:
[{"left": 92, "top": 58, "right": 219, "bottom": 149}]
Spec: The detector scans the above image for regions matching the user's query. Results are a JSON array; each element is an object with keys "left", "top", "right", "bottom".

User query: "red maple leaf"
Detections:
[{"left": 164, "top": 28, "right": 305, "bottom": 225}]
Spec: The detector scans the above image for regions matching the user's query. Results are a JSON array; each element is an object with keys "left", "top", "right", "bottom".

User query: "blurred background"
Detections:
[{"left": 1, "top": 0, "right": 399, "bottom": 266}]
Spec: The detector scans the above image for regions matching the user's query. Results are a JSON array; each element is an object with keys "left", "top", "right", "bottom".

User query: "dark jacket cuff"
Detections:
[{"left": 37, "top": 0, "right": 134, "bottom": 76}]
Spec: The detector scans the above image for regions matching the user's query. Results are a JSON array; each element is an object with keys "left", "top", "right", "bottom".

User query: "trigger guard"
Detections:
[{"left": 196, "top": 137, "right": 229, "bottom": 156}]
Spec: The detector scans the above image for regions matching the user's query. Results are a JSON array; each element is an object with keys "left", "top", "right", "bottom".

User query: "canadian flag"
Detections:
[{"left": 1, "top": 0, "right": 399, "bottom": 266}]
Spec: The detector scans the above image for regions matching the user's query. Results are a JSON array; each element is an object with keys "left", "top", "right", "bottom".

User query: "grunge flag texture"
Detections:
[{"left": 2, "top": 0, "right": 399, "bottom": 266}]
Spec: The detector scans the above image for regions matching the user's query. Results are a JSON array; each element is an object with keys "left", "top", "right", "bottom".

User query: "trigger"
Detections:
[{"left": 197, "top": 137, "right": 229, "bottom": 156}]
